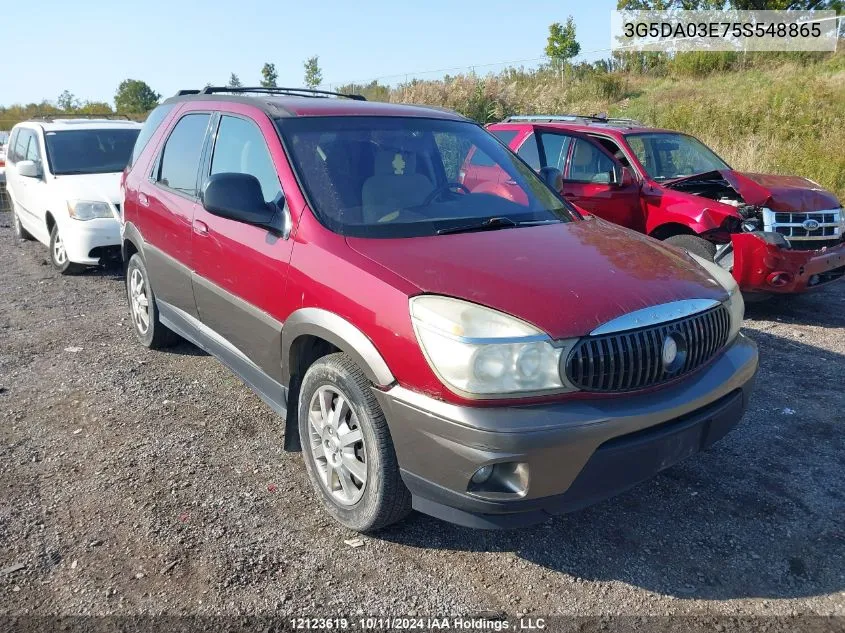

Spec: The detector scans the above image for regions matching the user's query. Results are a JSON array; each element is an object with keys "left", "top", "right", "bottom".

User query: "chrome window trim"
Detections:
[{"left": 590, "top": 299, "right": 721, "bottom": 336}]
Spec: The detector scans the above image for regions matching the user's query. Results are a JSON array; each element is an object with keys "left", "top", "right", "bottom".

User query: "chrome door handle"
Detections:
[{"left": 138, "top": 193, "right": 149, "bottom": 207}]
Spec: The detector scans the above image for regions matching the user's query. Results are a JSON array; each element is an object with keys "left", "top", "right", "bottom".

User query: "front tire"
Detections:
[
  {"left": 49, "top": 224, "right": 85, "bottom": 274},
  {"left": 298, "top": 353, "right": 411, "bottom": 532},
  {"left": 663, "top": 234, "right": 717, "bottom": 261},
  {"left": 125, "top": 253, "right": 178, "bottom": 349}
]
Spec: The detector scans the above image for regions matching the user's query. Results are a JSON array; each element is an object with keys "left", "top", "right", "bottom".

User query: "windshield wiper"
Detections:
[{"left": 436, "top": 216, "right": 518, "bottom": 235}]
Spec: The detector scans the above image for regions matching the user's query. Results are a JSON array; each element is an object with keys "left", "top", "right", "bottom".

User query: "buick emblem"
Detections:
[
  {"left": 661, "top": 336, "right": 678, "bottom": 367},
  {"left": 802, "top": 218, "right": 820, "bottom": 231},
  {"left": 661, "top": 332, "right": 687, "bottom": 373}
]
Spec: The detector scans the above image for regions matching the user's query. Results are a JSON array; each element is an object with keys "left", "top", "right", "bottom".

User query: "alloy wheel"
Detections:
[
  {"left": 129, "top": 268, "right": 150, "bottom": 334},
  {"left": 52, "top": 231, "right": 67, "bottom": 265},
  {"left": 307, "top": 385, "right": 368, "bottom": 506}
]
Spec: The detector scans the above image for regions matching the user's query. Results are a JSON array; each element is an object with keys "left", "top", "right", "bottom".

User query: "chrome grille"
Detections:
[
  {"left": 763, "top": 208, "right": 842, "bottom": 241},
  {"left": 565, "top": 305, "right": 730, "bottom": 393}
]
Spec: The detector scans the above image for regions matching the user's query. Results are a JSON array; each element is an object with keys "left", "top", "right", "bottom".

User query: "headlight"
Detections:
[
  {"left": 688, "top": 254, "right": 744, "bottom": 343},
  {"left": 67, "top": 200, "right": 115, "bottom": 221},
  {"left": 409, "top": 295, "right": 575, "bottom": 396}
]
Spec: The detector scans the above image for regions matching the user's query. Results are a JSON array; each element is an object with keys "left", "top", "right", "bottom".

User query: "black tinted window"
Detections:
[
  {"left": 130, "top": 104, "right": 174, "bottom": 167},
  {"left": 517, "top": 133, "right": 541, "bottom": 170},
  {"left": 158, "top": 114, "right": 210, "bottom": 196},
  {"left": 45, "top": 129, "right": 139, "bottom": 175},
  {"left": 490, "top": 129, "right": 518, "bottom": 146},
  {"left": 210, "top": 116, "right": 281, "bottom": 203}
]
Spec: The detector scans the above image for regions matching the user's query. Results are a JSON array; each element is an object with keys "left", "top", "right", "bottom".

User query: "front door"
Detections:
[
  {"left": 559, "top": 137, "right": 643, "bottom": 232},
  {"left": 191, "top": 112, "right": 296, "bottom": 382}
]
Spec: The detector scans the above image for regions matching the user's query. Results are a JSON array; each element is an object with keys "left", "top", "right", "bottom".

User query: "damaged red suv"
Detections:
[
  {"left": 482, "top": 116, "right": 845, "bottom": 298},
  {"left": 121, "top": 88, "right": 758, "bottom": 531}
]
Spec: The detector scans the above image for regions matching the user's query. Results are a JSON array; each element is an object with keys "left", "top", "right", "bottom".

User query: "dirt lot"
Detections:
[{"left": 1, "top": 209, "right": 844, "bottom": 630}]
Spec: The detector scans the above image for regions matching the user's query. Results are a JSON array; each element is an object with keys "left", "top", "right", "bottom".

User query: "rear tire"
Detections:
[
  {"left": 12, "top": 204, "right": 35, "bottom": 241},
  {"left": 663, "top": 234, "right": 717, "bottom": 261},
  {"left": 298, "top": 353, "right": 411, "bottom": 532},
  {"left": 49, "top": 224, "right": 85, "bottom": 275},
  {"left": 125, "top": 253, "right": 179, "bottom": 349}
]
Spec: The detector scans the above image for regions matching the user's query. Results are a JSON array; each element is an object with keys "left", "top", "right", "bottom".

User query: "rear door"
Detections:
[
  {"left": 191, "top": 110, "right": 295, "bottom": 382},
  {"left": 7, "top": 128, "right": 43, "bottom": 236},
  {"left": 140, "top": 110, "right": 213, "bottom": 318}
]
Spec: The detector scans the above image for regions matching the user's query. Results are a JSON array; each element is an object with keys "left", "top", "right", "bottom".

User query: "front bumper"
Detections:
[
  {"left": 61, "top": 217, "right": 122, "bottom": 265},
  {"left": 375, "top": 333, "right": 758, "bottom": 529},
  {"left": 731, "top": 233, "right": 845, "bottom": 294}
]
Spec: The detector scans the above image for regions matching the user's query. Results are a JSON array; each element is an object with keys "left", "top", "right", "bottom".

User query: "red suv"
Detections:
[
  {"left": 481, "top": 116, "right": 845, "bottom": 298},
  {"left": 121, "top": 88, "right": 758, "bottom": 531}
]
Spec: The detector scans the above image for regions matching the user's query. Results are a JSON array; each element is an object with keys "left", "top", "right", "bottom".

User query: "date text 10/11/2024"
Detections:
[{"left": 289, "top": 616, "right": 548, "bottom": 630}]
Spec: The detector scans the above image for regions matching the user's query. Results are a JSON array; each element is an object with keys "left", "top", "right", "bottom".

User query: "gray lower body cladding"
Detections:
[{"left": 374, "top": 334, "right": 758, "bottom": 529}]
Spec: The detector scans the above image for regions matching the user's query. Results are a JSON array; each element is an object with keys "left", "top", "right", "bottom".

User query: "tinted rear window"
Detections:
[
  {"left": 45, "top": 129, "right": 140, "bottom": 175},
  {"left": 130, "top": 104, "right": 175, "bottom": 167}
]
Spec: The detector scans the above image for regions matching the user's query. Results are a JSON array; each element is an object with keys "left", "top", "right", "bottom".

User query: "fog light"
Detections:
[{"left": 471, "top": 465, "right": 494, "bottom": 484}]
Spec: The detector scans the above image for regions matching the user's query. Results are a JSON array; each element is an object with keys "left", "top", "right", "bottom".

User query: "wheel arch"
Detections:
[
  {"left": 121, "top": 222, "right": 145, "bottom": 264},
  {"left": 649, "top": 222, "right": 695, "bottom": 241},
  {"left": 280, "top": 308, "right": 396, "bottom": 452},
  {"left": 281, "top": 308, "right": 395, "bottom": 388}
]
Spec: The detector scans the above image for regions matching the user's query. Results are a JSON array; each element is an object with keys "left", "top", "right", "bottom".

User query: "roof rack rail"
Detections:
[
  {"left": 193, "top": 86, "right": 367, "bottom": 101},
  {"left": 502, "top": 114, "right": 644, "bottom": 127},
  {"left": 30, "top": 113, "right": 132, "bottom": 121}
]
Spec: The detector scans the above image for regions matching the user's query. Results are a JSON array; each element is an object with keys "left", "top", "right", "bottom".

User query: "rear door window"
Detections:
[
  {"left": 7, "top": 129, "right": 19, "bottom": 163},
  {"left": 209, "top": 115, "right": 282, "bottom": 203},
  {"left": 130, "top": 104, "right": 175, "bottom": 167},
  {"left": 489, "top": 129, "right": 518, "bottom": 147},
  {"left": 156, "top": 113, "right": 211, "bottom": 197}
]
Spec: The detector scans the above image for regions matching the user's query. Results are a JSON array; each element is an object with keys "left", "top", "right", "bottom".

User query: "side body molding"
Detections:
[{"left": 281, "top": 308, "right": 395, "bottom": 387}]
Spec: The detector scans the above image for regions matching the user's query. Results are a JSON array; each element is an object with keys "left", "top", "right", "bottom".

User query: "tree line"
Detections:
[{"left": 0, "top": 56, "right": 324, "bottom": 130}]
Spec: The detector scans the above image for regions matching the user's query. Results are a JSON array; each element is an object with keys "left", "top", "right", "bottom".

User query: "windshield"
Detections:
[
  {"left": 625, "top": 132, "right": 729, "bottom": 181},
  {"left": 44, "top": 128, "right": 140, "bottom": 175},
  {"left": 277, "top": 116, "right": 574, "bottom": 238}
]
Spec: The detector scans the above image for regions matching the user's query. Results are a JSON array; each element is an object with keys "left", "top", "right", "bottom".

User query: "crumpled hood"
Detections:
[
  {"left": 671, "top": 170, "right": 841, "bottom": 212},
  {"left": 347, "top": 218, "right": 727, "bottom": 339},
  {"left": 51, "top": 172, "right": 123, "bottom": 206}
]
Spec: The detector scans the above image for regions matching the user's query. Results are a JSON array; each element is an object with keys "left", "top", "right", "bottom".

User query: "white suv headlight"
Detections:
[
  {"left": 67, "top": 200, "right": 115, "bottom": 221},
  {"left": 689, "top": 254, "right": 744, "bottom": 343},
  {"left": 410, "top": 295, "right": 575, "bottom": 396}
]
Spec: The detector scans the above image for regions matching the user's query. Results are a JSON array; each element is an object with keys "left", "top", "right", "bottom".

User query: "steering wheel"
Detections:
[{"left": 422, "top": 182, "right": 471, "bottom": 206}]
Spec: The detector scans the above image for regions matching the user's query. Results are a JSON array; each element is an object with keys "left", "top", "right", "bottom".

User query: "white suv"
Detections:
[{"left": 6, "top": 117, "right": 142, "bottom": 273}]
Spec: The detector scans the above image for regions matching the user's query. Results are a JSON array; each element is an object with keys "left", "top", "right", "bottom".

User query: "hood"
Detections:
[
  {"left": 347, "top": 218, "right": 727, "bottom": 340},
  {"left": 52, "top": 172, "right": 123, "bottom": 205},
  {"left": 667, "top": 170, "right": 840, "bottom": 212}
]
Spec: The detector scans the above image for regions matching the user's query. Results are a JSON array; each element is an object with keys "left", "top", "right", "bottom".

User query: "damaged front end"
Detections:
[{"left": 665, "top": 170, "right": 845, "bottom": 294}]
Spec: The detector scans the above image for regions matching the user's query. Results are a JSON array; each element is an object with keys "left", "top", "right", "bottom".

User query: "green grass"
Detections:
[{"left": 387, "top": 51, "right": 845, "bottom": 200}]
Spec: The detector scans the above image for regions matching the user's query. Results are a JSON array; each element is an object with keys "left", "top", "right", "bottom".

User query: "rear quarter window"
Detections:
[{"left": 129, "top": 104, "right": 175, "bottom": 168}]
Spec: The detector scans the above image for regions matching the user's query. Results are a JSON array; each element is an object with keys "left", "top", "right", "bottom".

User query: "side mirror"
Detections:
[
  {"left": 201, "top": 172, "right": 276, "bottom": 228},
  {"left": 618, "top": 166, "right": 635, "bottom": 187},
  {"left": 17, "top": 160, "right": 42, "bottom": 178},
  {"left": 538, "top": 166, "right": 563, "bottom": 191}
]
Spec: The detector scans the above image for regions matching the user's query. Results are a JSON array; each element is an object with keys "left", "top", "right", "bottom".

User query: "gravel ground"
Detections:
[{"left": 1, "top": 209, "right": 843, "bottom": 630}]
